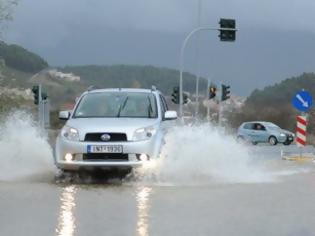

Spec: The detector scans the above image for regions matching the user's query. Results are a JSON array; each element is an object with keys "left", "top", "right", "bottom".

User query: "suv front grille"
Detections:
[
  {"left": 84, "top": 133, "right": 127, "bottom": 142},
  {"left": 83, "top": 153, "right": 128, "bottom": 161}
]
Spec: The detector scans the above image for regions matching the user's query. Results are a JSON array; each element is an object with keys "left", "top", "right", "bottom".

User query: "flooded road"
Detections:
[
  {"left": 1, "top": 168, "right": 315, "bottom": 236},
  {"left": 1, "top": 113, "right": 315, "bottom": 235}
]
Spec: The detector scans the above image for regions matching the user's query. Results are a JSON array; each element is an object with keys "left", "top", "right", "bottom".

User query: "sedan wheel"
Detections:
[{"left": 269, "top": 136, "right": 278, "bottom": 146}]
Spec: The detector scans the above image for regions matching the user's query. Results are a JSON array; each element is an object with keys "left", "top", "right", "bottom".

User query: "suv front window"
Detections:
[{"left": 74, "top": 92, "right": 158, "bottom": 118}]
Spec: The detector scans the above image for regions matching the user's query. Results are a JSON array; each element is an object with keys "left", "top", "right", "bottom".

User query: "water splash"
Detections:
[
  {"left": 137, "top": 124, "right": 303, "bottom": 185},
  {"left": 0, "top": 111, "right": 55, "bottom": 181}
]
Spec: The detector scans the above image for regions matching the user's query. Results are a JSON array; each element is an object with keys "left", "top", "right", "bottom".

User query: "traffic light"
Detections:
[
  {"left": 221, "top": 84, "right": 231, "bottom": 101},
  {"left": 183, "top": 92, "right": 189, "bottom": 104},
  {"left": 32, "top": 85, "right": 48, "bottom": 105},
  {"left": 41, "top": 92, "right": 48, "bottom": 101},
  {"left": 219, "top": 18, "right": 236, "bottom": 42},
  {"left": 209, "top": 85, "right": 217, "bottom": 99},
  {"left": 172, "top": 86, "right": 180, "bottom": 104},
  {"left": 32, "top": 85, "right": 39, "bottom": 105}
]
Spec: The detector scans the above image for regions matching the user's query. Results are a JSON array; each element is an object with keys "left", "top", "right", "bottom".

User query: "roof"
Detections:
[
  {"left": 86, "top": 88, "right": 160, "bottom": 94},
  {"left": 242, "top": 121, "right": 276, "bottom": 125}
]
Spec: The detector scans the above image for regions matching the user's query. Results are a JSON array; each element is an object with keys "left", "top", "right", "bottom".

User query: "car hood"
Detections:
[{"left": 66, "top": 117, "right": 160, "bottom": 141}]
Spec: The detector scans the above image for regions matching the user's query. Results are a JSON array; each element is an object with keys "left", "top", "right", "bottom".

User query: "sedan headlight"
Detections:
[
  {"left": 61, "top": 126, "right": 80, "bottom": 141},
  {"left": 133, "top": 126, "right": 156, "bottom": 141}
]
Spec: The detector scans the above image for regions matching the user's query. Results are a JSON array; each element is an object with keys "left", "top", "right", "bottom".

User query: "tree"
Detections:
[{"left": 0, "top": 0, "right": 18, "bottom": 37}]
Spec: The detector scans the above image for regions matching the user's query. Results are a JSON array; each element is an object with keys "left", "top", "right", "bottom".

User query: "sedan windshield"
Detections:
[
  {"left": 265, "top": 122, "right": 280, "bottom": 130},
  {"left": 74, "top": 92, "right": 158, "bottom": 118}
]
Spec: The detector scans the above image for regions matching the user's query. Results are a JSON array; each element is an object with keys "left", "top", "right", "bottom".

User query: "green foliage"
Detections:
[
  {"left": 0, "top": 93, "right": 29, "bottom": 113},
  {"left": 0, "top": 41, "right": 48, "bottom": 72},
  {"left": 60, "top": 65, "right": 207, "bottom": 95}
]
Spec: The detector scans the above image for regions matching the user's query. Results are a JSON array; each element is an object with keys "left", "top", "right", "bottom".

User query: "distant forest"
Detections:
[
  {"left": 0, "top": 41, "right": 48, "bottom": 73},
  {"left": 60, "top": 65, "right": 207, "bottom": 95}
]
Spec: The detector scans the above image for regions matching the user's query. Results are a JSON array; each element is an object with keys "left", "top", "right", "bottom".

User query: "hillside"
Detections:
[
  {"left": 60, "top": 65, "right": 207, "bottom": 95},
  {"left": 0, "top": 42, "right": 208, "bottom": 111},
  {"left": 227, "top": 73, "right": 315, "bottom": 133},
  {"left": 0, "top": 41, "right": 48, "bottom": 73}
]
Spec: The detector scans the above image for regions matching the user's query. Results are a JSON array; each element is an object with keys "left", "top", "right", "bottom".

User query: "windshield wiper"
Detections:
[{"left": 117, "top": 96, "right": 129, "bottom": 117}]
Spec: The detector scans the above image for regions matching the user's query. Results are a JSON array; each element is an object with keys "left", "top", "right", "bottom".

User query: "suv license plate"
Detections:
[{"left": 87, "top": 145, "right": 123, "bottom": 153}]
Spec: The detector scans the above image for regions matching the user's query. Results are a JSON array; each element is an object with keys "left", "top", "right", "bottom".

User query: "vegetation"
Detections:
[
  {"left": 0, "top": 0, "right": 18, "bottom": 36},
  {"left": 60, "top": 65, "right": 207, "bottom": 95},
  {"left": 0, "top": 41, "right": 48, "bottom": 73}
]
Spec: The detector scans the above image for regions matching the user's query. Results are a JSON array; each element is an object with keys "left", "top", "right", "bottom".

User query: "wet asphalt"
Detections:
[{"left": 1, "top": 145, "right": 315, "bottom": 236}]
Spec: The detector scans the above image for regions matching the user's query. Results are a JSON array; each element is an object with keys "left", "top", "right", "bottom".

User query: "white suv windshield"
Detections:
[{"left": 74, "top": 92, "right": 158, "bottom": 118}]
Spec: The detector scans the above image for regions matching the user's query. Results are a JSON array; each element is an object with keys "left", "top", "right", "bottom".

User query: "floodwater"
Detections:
[
  {"left": 1, "top": 111, "right": 315, "bottom": 235},
  {"left": 1, "top": 170, "right": 315, "bottom": 236}
]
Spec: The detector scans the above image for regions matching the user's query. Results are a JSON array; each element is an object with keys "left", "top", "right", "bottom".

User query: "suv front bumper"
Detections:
[{"left": 54, "top": 135, "right": 160, "bottom": 171}]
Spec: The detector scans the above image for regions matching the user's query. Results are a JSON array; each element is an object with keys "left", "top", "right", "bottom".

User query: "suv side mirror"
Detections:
[
  {"left": 164, "top": 111, "right": 177, "bottom": 120},
  {"left": 59, "top": 111, "right": 71, "bottom": 120}
]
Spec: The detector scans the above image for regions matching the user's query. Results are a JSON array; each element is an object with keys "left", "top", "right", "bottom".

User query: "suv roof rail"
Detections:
[{"left": 87, "top": 85, "right": 95, "bottom": 91}]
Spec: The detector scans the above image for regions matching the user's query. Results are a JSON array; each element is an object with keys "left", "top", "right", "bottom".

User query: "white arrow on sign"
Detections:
[{"left": 296, "top": 94, "right": 309, "bottom": 108}]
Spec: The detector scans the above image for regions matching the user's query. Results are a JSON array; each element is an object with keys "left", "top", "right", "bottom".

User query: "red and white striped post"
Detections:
[{"left": 296, "top": 115, "right": 307, "bottom": 147}]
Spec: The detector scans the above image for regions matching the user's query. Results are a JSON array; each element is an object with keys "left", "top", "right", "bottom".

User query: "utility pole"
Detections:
[
  {"left": 206, "top": 79, "right": 211, "bottom": 121},
  {"left": 195, "top": 0, "right": 202, "bottom": 118},
  {"left": 179, "top": 19, "right": 237, "bottom": 118}
]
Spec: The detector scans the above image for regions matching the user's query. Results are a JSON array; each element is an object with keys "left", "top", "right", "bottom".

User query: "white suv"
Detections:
[{"left": 54, "top": 88, "right": 177, "bottom": 172}]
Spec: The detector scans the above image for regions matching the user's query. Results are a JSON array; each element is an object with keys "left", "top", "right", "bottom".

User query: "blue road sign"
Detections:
[{"left": 292, "top": 90, "right": 313, "bottom": 112}]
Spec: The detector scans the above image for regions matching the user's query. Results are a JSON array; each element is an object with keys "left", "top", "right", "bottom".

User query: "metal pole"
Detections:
[
  {"left": 206, "top": 79, "right": 210, "bottom": 121},
  {"left": 179, "top": 27, "right": 218, "bottom": 117},
  {"left": 195, "top": 0, "right": 202, "bottom": 118},
  {"left": 218, "top": 82, "right": 222, "bottom": 126},
  {"left": 38, "top": 84, "right": 42, "bottom": 128}
]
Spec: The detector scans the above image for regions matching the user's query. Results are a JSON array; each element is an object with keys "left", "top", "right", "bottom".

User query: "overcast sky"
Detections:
[{"left": 4, "top": 0, "right": 315, "bottom": 95}]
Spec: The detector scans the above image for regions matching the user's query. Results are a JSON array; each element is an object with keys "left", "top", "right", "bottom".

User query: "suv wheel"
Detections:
[{"left": 269, "top": 136, "right": 278, "bottom": 146}]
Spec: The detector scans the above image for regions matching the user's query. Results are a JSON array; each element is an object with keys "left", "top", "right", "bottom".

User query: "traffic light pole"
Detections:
[
  {"left": 206, "top": 78, "right": 211, "bottom": 121},
  {"left": 179, "top": 26, "right": 236, "bottom": 117},
  {"left": 194, "top": 0, "right": 202, "bottom": 118},
  {"left": 179, "top": 27, "right": 219, "bottom": 118},
  {"left": 38, "top": 84, "right": 43, "bottom": 128},
  {"left": 218, "top": 82, "right": 222, "bottom": 126}
]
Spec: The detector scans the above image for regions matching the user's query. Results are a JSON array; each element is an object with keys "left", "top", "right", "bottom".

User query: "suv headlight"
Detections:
[
  {"left": 61, "top": 126, "right": 80, "bottom": 141},
  {"left": 280, "top": 133, "right": 286, "bottom": 137},
  {"left": 133, "top": 126, "right": 156, "bottom": 141}
]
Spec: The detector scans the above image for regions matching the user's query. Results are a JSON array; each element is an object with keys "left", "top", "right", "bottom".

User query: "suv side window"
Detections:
[{"left": 159, "top": 94, "right": 168, "bottom": 119}]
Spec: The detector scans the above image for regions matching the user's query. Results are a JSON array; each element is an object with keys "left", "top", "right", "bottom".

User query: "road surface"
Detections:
[{"left": 0, "top": 145, "right": 315, "bottom": 236}]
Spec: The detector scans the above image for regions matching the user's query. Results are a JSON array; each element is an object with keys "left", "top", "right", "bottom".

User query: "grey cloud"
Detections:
[{"left": 4, "top": 0, "right": 315, "bottom": 96}]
